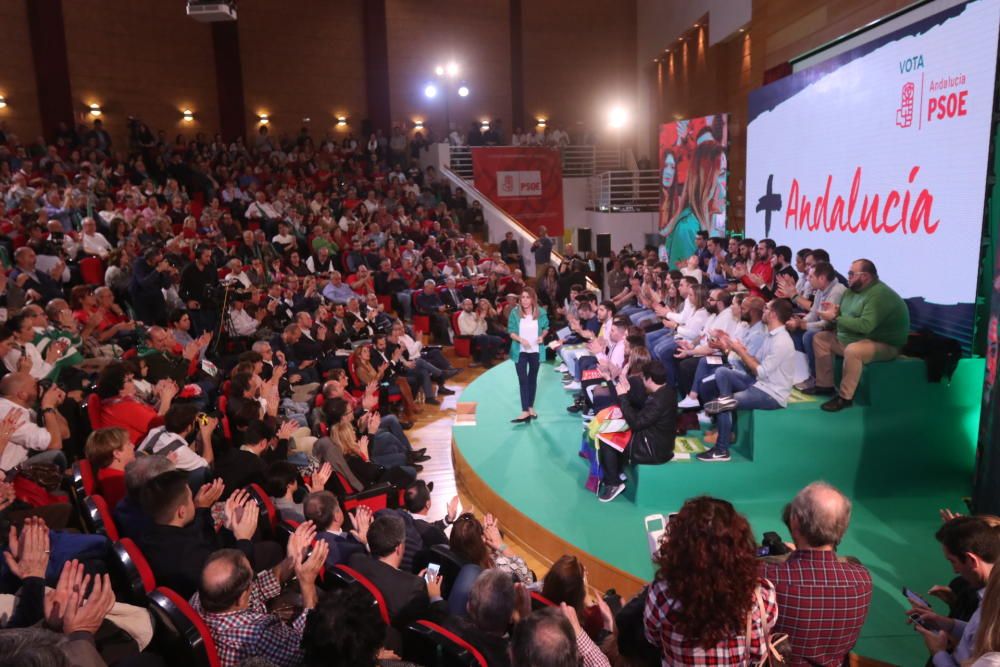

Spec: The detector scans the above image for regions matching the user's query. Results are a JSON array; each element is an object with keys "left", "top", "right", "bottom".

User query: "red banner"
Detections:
[{"left": 471, "top": 146, "right": 564, "bottom": 236}]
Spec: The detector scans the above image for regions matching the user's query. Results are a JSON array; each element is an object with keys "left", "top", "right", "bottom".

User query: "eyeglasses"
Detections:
[{"left": 847, "top": 270, "right": 868, "bottom": 278}]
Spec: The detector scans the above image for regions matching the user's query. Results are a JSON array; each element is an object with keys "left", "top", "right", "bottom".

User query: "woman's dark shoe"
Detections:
[
  {"left": 400, "top": 421, "right": 415, "bottom": 430},
  {"left": 510, "top": 415, "right": 531, "bottom": 424},
  {"left": 437, "top": 387, "right": 456, "bottom": 396}
]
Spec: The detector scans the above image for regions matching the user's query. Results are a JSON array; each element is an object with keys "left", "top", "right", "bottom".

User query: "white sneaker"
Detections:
[
  {"left": 697, "top": 411, "right": 711, "bottom": 424},
  {"left": 677, "top": 396, "right": 700, "bottom": 409},
  {"left": 563, "top": 381, "right": 581, "bottom": 391},
  {"left": 554, "top": 363, "right": 568, "bottom": 373}
]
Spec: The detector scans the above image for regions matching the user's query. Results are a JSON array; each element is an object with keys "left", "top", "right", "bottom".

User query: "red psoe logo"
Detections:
[{"left": 896, "top": 82, "right": 915, "bottom": 128}]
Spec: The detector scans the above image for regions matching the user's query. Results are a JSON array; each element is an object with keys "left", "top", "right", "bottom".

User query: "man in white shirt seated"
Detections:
[
  {"left": 136, "top": 403, "right": 214, "bottom": 489},
  {"left": 564, "top": 316, "right": 629, "bottom": 392},
  {"left": 79, "top": 217, "right": 113, "bottom": 259},
  {"left": 321, "top": 271, "right": 360, "bottom": 305},
  {"left": 228, "top": 295, "right": 264, "bottom": 338},
  {"left": 226, "top": 259, "right": 253, "bottom": 290},
  {"left": 457, "top": 299, "right": 505, "bottom": 367},
  {"left": 0, "top": 372, "right": 69, "bottom": 473},
  {"left": 673, "top": 289, "right": 741, "bottom": 403},
  {"left": 699, "top": 299, "right": 797, "bottom": 463}
]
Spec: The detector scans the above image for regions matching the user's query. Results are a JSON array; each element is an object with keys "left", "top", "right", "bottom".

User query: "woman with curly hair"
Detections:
[{"left": 643, "top": 496, "right": 777, "bottom": 665}]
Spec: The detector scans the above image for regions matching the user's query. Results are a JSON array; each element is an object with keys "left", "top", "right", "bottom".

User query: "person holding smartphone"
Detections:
[{"left": 508, "top": 288, "right": 548, "bottom": 424}]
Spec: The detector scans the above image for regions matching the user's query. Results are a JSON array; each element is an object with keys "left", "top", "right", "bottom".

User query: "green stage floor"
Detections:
[{"left": 452, "top": 357, "right": 985, "bottom": 665}]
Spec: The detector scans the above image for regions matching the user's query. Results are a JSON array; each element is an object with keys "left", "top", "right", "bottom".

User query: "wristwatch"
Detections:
[{"left": 41, "top": 407, "right": 57, "bottom": 416}]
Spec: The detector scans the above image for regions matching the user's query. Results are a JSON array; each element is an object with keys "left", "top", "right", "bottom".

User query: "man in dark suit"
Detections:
[
  {"left": 499, "top": 231, "right": 527, "bottom": 275},
  {"left": 304, "top": 491, "right": 370, "bottom": 567},
  {"left": 403, "top": 480, "right": 459, "bottom": 549},
  {"left": 347, "top": 513, "right": 446, "bottom": 629},
  {"left": 214, "top": 419, "right": 270, "bottom": 492},
  {"left": 10, "top": 246, "right": 65, "bottom": 304},
  {"left": 440, "top": 276, "right": 470, "bottom": 312},
  {"left": 136, "top": 471, "right": 257, "bottom": 599}
]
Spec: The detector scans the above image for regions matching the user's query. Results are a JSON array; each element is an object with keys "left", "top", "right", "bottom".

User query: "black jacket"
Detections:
[
  {"left": 621, "top": 384, "right": 676, "bottom": 465},
  {"left": 137, "top": 509, "right": 253, "bottom": 599},
  {"left": 347, "top": 552, "right": 447, "bottom": 627}
]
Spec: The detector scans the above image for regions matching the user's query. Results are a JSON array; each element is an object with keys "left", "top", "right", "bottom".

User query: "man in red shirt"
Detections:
[
  {"left": 741, "top": 239, "right": 775, "bottom": 298},
  {"left": 762, "top": 482, "right": 872, "bottom": 666}
]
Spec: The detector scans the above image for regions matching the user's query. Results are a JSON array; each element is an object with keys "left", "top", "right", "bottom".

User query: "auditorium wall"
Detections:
[
  {"left": 237, "top": 0, "right": 367, "bottom": 141},
  {"left": 521, "top": 0, "right": 637, "bottom": 136},
  {"left": 3, "top": 0, "right": 637, "bottom": 150},
  {"left": 385, "top": 0, "right": 513, "bottom": 139},
  {"left": 62, "top": 0, "right": 218, "bottom": 148},
  {"left": 644, "top": 0, "right": 919, "bottom": 232},
  {"left": 0, "top": 1, "right": 43, "bottom": 143}
]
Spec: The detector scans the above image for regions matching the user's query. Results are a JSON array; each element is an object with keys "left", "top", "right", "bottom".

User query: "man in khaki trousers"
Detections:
[{"left": 807, "top": 259, "right": 910, "bottom": 412}]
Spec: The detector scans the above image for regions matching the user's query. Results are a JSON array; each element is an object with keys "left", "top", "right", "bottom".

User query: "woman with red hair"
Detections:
[
  {"left": 662, "top": 140, "right": 725, "bottom": 270},
  {"left": 643, "top": 496, "right": 778, "bottom": 665}
]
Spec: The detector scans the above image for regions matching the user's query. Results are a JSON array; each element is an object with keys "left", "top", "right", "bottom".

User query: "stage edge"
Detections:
[{"left": 452, "top": 438, "right": 646, "bottom": 598}]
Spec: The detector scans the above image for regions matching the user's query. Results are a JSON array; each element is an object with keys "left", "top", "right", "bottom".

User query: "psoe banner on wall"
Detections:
[
  {"left": 471, "top": 147, "right": 564, "bottom": 237},
  {"left": 746, "top": 0, "right": 1000, "bottom": 307}
]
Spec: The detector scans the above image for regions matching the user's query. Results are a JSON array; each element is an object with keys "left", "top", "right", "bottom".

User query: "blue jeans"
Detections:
[
  {"left": 515, "top": 352, "right": 540, "bottom": 410},
  {"left": 690, "top": 357, "right": 724, "bottom": 401},
  {"left": 645, "top": 328, "right": 672, "bottom": 348},
  {"left": 651, "top": 336, "right": 679, "bottom": 387},
  {"left": 618, "top": 305, "right": 642, "bottom": 318},
  {"left": 714, "top": 367, "right": 782, "bottom": 453},
  {"left": 395, "top": 290, "right": 414, "bottom": 320},
  {"left": 471, "top": 334, "right": 504, "bottom": 364},
  {"left": 628, "top": 309, "right": 655, "bottom": 325},
  {"left": 379, "top": 414, "right": 412, "bottom": 450},
  {"left": 371, "top": 431, "right": 409, "bottom": 463},
  {"left": 559, "top": 346, "right": 586, "bottom": 377},
  {"left": 791, "top": 328, "right": 819, "bottom": 375}
]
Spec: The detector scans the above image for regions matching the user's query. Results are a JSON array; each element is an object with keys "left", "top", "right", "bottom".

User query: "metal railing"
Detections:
[
  {"left": 447, "top": 145, "right": 623, "bottom": 180},
  {"left": 587, "top": 170, "right": 660, "bottom": 213},
  {"left": 439, "top": 164, "right": 599, "bottom": 293}
]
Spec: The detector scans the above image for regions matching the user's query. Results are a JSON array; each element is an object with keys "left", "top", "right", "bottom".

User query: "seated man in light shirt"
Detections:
[
  {"left": 136, "top": 403, "right": 213, "bottom": 489},
  {"left": 0, "top": 372, "right": 69, "bottom": 473},
  {"left": 780, "top": 261, "right": 846, "bottom": 392},
  {"left": 673, "top": 289, "right": 741, "bottom": 406},
  {"left": 699, "top": 298, "right": 797, "bottom": 463},
  {"left": 228, "top": 296, "right": 264, "bottom": 338},
  {"left": 80, "top": 217, "right": 113, "bottom": 259},
  {"left": 457, "top": 298, "right": 506, "bottom": 367},
  {"left": 321, "top": 271, "right": 361, "bottom": 305}
]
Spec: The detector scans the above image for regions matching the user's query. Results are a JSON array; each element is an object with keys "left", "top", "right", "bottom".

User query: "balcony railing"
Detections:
[
  {"left": 447, "top": 145, "right": 623, "bottom": 180},
  {"left": 587, "top": 170, "right": 660, "bottom": 213}
]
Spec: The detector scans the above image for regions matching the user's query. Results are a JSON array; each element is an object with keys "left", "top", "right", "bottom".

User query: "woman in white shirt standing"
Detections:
[{"left": 507, "top": 288, "right": 549, "bottom": 424}]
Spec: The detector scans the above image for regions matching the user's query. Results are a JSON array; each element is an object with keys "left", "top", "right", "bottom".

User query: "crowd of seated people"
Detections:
[
  {"left": 556, "top": 231, "right": 911, "bottom": 500},
  {"left": 0, "top": 116, "right": 977, "bottom": 667}
]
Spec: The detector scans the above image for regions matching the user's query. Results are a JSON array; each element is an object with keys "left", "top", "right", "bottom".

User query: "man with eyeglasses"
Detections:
[{"left": 809, "top": 259, "right": 909, "bottom": 412}]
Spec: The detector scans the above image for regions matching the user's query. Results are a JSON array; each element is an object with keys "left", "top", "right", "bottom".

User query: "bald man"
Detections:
[
  {"left": 191, "top": 527, "right": 327, "bottom": 667},
  {"left": 762, "top": 482, "right": 872, "bottom": 666},
  {"left": 0, "top": 372, "right": 68, "bottom": 472}
]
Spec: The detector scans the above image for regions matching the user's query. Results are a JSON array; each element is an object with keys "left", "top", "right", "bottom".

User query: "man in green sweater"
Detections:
[{"left": 811, "top": 259, "right": 910, "bottom": 412}]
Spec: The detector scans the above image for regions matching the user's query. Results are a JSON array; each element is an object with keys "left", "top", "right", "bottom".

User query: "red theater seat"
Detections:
[
  {"left": 451, "top": 311, "right": 471, "bottom": 357},
  {"left": 109, "top": 538, "right": 157, "bottom": 605},
  {"left": 329, "top": 564, "right": 390, "bottom": 624},
  {"left": 403, "top": 620, "right": 488, "bottom": 667},
  {"left": 84, "top": 494, "right": 119, "bottom": 541},
  {"left": 148, "top": 587, "right": 221, "bottom": 667}
]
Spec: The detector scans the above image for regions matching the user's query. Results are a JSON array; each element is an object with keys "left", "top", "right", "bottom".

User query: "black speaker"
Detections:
[
  {"left": 596, "top": 233, "right": 612, "bottom": 258},
  {"left": 577, "top": 228, "right": 592, "bottom": 253}
]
